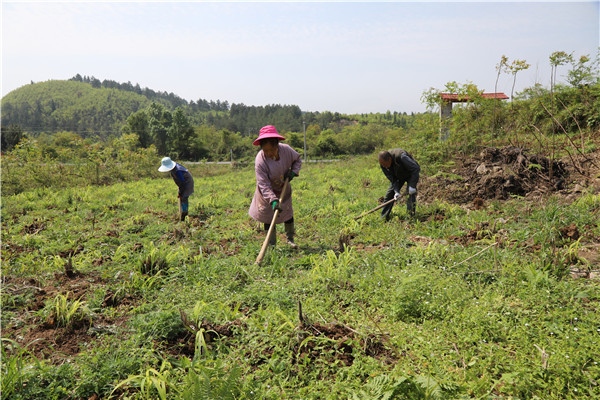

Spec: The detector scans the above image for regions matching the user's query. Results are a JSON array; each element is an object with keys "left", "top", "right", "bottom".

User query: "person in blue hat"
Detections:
[{"left": 158, "top": 157, "right": 194, "bottom": 221}]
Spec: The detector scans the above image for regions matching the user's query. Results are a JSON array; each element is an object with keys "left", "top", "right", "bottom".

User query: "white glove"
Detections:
[
  {"left": 408, "top": 187, "right": 417, "bottom": 195},
  {"left": 394, "top": 192, "right": 401, "bottom": 200}
]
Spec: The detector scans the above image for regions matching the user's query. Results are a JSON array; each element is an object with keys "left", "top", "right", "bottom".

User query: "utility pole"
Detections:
[{"left": 303, "top": 121, "right": 307, "bottom": 162}]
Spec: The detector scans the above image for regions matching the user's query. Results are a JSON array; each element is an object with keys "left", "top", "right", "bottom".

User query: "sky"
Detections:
[{"left": 2, "top": 1, "right": 599, "bottom": 114}]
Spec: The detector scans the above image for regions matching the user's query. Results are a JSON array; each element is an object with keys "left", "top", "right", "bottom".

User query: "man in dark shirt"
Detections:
[{"left": 378, "top": 149, "right": 420, "bottom": 220}]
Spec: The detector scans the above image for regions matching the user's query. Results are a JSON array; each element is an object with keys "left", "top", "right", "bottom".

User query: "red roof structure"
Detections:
[{"left": 440, "top": 92, "right": 509, "bottom": 102}]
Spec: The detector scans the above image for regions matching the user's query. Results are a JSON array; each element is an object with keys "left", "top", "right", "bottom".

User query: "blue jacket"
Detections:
[{"left": 170, "top": 163, "right": 194, "bottom": 198}]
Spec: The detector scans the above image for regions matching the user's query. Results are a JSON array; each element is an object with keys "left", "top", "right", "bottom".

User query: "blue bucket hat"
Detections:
[{"left": 158, "top": 157, "right": 176, "bottom": 172}]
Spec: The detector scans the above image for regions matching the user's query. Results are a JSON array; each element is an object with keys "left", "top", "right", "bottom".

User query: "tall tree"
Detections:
[
  {"left": 1, "top": 125, "right": 24, "bottom": 151},
  {"left": 549, "top": 51, "right": 573, "bottom": 113},
  {"left": 168, "top": 107, "right": 195, "bottom": 159},
  {"left": 122, "top": 110, "right": 150, "bottom": 147},
  {"left": 147, "top": 102, "right": 172, "bottom": 155},
  {"left": 508, "top": 59, "right": 530, "bottom": 103},
  {"left": 567, "top": 53, "right": 599, "bottom": 87}
]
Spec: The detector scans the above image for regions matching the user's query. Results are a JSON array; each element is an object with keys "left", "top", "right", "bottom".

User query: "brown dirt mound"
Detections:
[
  {"left": 424, "top": 146, "right": 569, "bottom": 203},
  {"left": 293, "top": 321, "right": 396, "bottom": 366}
]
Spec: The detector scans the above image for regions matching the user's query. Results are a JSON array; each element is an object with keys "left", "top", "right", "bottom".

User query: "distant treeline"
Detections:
[
  {"left": 1, "top": 76, "right": 415, "bottom": 145},
  {"left": 69, "top": 74, "right": 415, "bottom": 136},
  {"left": 69, "top": 74, "right": 230, "bottom": 112}
]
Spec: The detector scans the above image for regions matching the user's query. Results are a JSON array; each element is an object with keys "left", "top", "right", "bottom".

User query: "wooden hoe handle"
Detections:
[
  {"left": 354, "top": 198, "right": 396, "bottom": 220},
  {"left": 255, "top": 177, "right": 290, "bottom": 265}
]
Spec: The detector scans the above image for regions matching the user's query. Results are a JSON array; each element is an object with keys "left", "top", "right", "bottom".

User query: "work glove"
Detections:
[
  {"left": 284, "top": 171, "right": 297, "bottom": 182},
  {"left": 394, "top": 191, "right": 401, "bottom": 201},
  {"left": 271, "top": 200, "right": 282, "bottom": 211},
  {"left": 408, "top": 187, "right": 417, "bottom": 195}
]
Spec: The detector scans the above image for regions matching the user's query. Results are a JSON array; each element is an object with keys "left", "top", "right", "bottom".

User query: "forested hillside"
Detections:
[
  {"left": 1, "top": 80, "right": 152, "bottom": 139},
  {"left": 1, "top": 76, "right": 414, "bottom": 145}
]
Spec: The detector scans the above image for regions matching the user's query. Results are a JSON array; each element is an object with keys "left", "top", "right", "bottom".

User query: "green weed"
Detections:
[{"left": 41, "top": 292, "right": 92, "bottom": 329}]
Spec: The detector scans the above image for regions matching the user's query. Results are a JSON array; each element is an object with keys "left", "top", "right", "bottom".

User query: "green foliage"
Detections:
[
  {"left": 352, "top": 374, "right": 463, "bottom": 400},
  {"left": 180, "top": 363, "right": 247, "bottom": 400},
  {"left": 138, "top": 243, "right": 180, "bottom": 276},
  {"left": 1, "top": 137, "right": 161, "bottom": 195},
  {"left": 131, "top": 310, "right": 188, "bottom": 342},
  {"left": 112, "top": 360, "right": 178, "bottom": 400},
  {"left": 1, "top": 80, "right": 151, "bottom": 138},
  {"left": 1, "top": 339, "right": 75, "bottom": 400},
  {"left": 75, "top": 337, "right": 155, "bottom": 398},
  {"left": 41, "top": 292, "right": 92, "bottom": 329}
]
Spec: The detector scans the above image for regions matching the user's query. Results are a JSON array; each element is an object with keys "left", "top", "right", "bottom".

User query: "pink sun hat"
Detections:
[{"left": 252, "top": 125, "right": 286, "bottom": 146}]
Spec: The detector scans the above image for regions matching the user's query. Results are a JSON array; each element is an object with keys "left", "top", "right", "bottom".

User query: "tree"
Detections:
[
  {"left": 549, "top": 51, "right": 573, "bottom": 113},
  {"left": 1, "top": 125, "right": 24, "bottom": 151},
  {"left": 147, "top": 102, "right": 172, "bottom": 155},
  {"left": 168, "top": 108, "right": 195, "bottom": 159},
  {"left": 567, "top": 53, "right": 599, "bottom": 87},
  {"left": 508, "top": 59, "right": 530, "bottom": 102},
  {"left": 122, "top": 110, "right": 151, "bottom": 147},
  {"left": 493, "top": 55, "right": 510, "bottom": 133}
]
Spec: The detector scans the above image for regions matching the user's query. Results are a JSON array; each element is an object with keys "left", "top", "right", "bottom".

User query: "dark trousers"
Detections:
[
  {"left": 381, "top": 183, "right": 416, "bottom": 220},
  {"left": 264, "top": 217, "right": 294, "bottom": 231},
  {"left": 264, "top": 217, "right": 294, "bottom": 245}
]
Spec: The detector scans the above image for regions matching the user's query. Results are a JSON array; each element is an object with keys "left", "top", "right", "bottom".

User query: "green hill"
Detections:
[{"left": 1, "top": 80, "right": 153, "bottom": 138}]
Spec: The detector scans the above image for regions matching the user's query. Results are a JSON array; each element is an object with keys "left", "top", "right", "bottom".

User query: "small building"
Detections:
[{"left": 439, "top": 92, "right": 509, "bottom": 140}]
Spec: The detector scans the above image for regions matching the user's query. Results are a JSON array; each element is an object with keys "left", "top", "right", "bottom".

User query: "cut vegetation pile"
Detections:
[{"left": 424, "top": 146, "right": 570, "bottom": 204}]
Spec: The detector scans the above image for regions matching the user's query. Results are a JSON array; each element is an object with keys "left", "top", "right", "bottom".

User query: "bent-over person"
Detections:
[
  {"left": 248, "top": 125, "right": 302, "bottom": 248},
  {"left": 378, "top": 149, "right": 420, "bottom": 220},
  {"left": 158, "top": 157, "right": 194, "bottom": 221}
]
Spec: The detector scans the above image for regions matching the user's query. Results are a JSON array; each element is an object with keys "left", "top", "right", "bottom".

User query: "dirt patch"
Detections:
[
  {"left": 1, "top": 272, "right": 134, "bottom": 363},
  {"left": 559, "top": 223, "right": 580, "bottom": 241},
  {"left": 162, "top": 313, "right": 246, "bottom": 358},
  {"left": 293, "top": 321, "right": 396, "bottom": 366},
  {"left": 422, "top": 146, "right": 570, "bottom": 204},
  {"left": 447, "top": 220, "right": 510, "bottom": 246},
  {"left": 22, "top": 218, "right": 46, "bottom": 235}
]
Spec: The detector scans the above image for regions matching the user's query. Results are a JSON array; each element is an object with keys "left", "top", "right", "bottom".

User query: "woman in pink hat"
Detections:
[{"left": 248, "top": 125, "right": 302, "bottom": 248}]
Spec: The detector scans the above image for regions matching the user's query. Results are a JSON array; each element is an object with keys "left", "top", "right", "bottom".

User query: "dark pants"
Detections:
[
  {"left": 264, "top": 217, "right": 294, "bottom": 245},
  {"left": 381, "top": 183, "right": 416, "bottom": 220}
]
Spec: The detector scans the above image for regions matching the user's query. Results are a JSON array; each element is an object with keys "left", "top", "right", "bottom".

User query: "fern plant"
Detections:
[
  {"left": 351, "top": 374, "right": 463, "bottom": 400},
  {"left": 181, "top": 364, "right": 243, "bottom": 400}
]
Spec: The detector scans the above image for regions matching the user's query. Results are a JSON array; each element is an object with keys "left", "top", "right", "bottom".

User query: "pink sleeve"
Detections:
[
  {"left": 255, "top": 155, "right": 278, "bottom": 203},
  {"left": 291, "top": 150, "right": 302, "bottom": 175}
]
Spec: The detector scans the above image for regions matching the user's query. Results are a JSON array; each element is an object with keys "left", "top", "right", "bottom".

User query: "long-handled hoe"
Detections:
[
  {"left": 178, "top": 196, "right": 183, "bottom": 221},
  {"left": 353, "top": 198, "right": 396, "bottom": 220},
  {"left": 255, "top": 177, "right": 290, "bottom": 265}
]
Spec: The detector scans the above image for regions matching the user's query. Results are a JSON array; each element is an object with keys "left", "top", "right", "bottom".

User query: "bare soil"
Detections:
[{"left": 1, "top": 272, "right": 134, "bottom": 364}]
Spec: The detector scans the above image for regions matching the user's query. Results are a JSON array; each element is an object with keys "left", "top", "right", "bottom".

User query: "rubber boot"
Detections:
[
  {"left": 285, "top": 221, "right": 298, "bottom": 249},
  {"left": 180, "top": 201, "right": 189, "bottom": 221}
]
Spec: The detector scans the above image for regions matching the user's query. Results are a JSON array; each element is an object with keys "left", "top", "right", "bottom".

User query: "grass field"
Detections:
[{"left": 2, "top": 152, "right": 600, "bottom": 399}]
